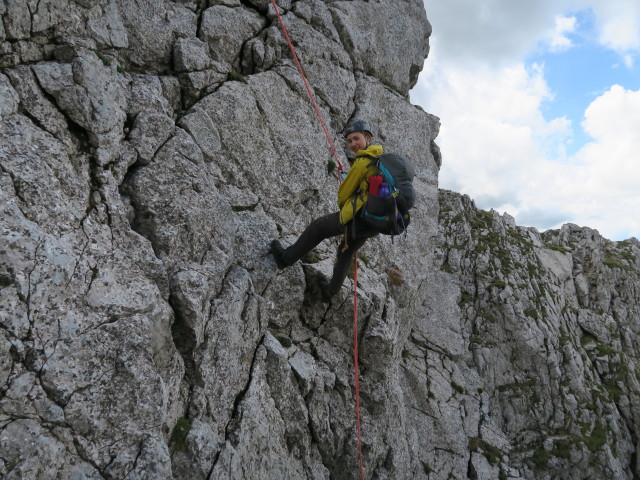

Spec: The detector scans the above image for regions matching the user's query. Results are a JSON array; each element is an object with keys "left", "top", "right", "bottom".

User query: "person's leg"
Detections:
[
  {"left": 327, "top": 237, "right": 368, "bottom": 295},
  {"left": 326, "top": 222, "right": 379, "bottom": 296},
  {"left": 272, "top": 212, "right": 342, "bottom": 267}
]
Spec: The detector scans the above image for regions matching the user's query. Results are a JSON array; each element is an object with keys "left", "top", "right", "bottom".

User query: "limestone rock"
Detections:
[
  {"left": 3, "top": 1, "right": 639, "bottom": 479},
  {"left": 2, "top": 0, "right": 31, "bottom": 40},
  {"left": 199, "top": 5, "right": 267, "bottom": 70},
  {"left": 4, "top": 66, "right": 75, "bottom": 150},
  {"left": 177, "top": 108, "right": 222, "bottom": 160},
  {"left": 330, "top": 0, "right": 431, "bottom": 95},
  {"left": 0, "top": 73, "right": 19, "bottom": 116},
  {"left": 173, "top": 37, "right": 212, "bottom": 73},
  {"left": 128, "top": 109, "right": 175, "bottom": 164},
  {"left": 117, "top": 1, "right": 197, "bottom": 70},
  {"left": 437, "top": 189, "right": 640, "bottom": 478},
  {"left": 86, "top": 1, "right": 129, "bottom": 48}
]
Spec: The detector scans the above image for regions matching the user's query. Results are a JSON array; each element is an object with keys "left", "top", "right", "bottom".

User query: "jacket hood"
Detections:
[{"left": 355, "top": 144, "right": 383, "bottom": 158}]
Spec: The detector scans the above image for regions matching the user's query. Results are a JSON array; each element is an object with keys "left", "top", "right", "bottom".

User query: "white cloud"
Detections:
[
  {"left": 413, "top": 0, "right": 640, "bottom": 240},
  {"left": 576, "top": 85, "right": 640, "bottom": 192},
  {"left": 549, "top": 15, "right": 577, "bottom": 51},
  {"left": 412, "top": 66, "right": 640, "bottom": 238},
  {"left": 592, "top": 1, "right": 640, "bottom": 52},
  {"left": 422, "top": 0, "right": 575, "bottom": 65}
]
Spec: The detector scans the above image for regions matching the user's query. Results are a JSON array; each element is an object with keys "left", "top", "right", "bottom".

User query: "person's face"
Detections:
[{"left": 346, "top": 131, "right": 371, "bottom": 153}]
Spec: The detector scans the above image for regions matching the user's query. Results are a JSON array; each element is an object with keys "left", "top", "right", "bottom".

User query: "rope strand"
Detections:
[
  {"left": 269, "top": 1, "right": 364, "bottom": 478},
  {"left": 353, "top": 256, "right": 364, "bottom": 480},
  {"left": 269, "top": 0, "right": 345, "bottom": 181}
]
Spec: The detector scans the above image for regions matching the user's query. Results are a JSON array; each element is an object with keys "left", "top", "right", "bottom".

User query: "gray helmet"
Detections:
[{"left": 343, "top": 120, "right": 373, "bottom": 138}]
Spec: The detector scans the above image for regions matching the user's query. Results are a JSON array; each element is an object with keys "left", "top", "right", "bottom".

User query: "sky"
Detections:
[{"left": 410, "top": 0, "right": 640, "bottom": 241}]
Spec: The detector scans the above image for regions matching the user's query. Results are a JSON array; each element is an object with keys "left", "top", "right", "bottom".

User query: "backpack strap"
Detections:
[
  {"left": 377, "top": 160, "right": 397, "bottom": 191},
  {"left": 366, "top": 156, "right": 398, "bottom": 191}
]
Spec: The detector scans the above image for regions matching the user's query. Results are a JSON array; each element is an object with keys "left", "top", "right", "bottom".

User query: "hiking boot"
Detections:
[
  {"left": 318, "top": 279, "right": 333, "bottom": 303},
  {"left": 270, "top": 240, "right": 287, "bottom": 269}
]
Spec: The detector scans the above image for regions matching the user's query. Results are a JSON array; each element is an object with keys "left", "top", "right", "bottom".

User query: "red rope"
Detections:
[
  {"left": 352, "top": 256, "right": 364, "bottom": 480},
  {"left": 269, "top": 1, "right": 364, "bottom": 477},
  {"left": 268, "top": 0, "right": 345, "bottom": 181}
]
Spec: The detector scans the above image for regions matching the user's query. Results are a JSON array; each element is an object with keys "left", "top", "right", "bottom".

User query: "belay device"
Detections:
[{"left": 361, "top": 153, "right": 416, "bottom": 236}]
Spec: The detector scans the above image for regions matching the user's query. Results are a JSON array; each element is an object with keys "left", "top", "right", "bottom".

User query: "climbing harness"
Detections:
[{"left": 269, "top": 1, "right": 365, "bottom": 479}]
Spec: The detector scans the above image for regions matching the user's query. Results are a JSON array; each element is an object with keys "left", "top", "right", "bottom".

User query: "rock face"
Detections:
[
  {"left": 436, "top": 191, "right": 640, "bottom": 479},
  {"left": 1, "top": 2, "right": 639, "bottom": 480}
]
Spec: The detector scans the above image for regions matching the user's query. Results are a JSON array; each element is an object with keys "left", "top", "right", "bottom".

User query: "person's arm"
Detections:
[{"left": 337, "top": 158, "right": 367, "bottom": 208}]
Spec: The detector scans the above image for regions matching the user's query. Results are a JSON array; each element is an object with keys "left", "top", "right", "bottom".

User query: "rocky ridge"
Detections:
[
  {"left": 436, "top": 190, "right": 640, "bottom": 479},
  {"left": 1, "top": 1, "right": 639, "bottom": 479}
]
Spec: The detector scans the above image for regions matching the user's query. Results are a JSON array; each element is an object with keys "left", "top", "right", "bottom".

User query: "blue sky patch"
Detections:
[{"left": 527, "top": 9, "right": 640, "bottom": 156}]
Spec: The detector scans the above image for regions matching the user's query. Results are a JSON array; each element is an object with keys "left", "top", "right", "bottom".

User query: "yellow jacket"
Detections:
[{"left": 338, "top": 144, "right": 384, "bottom": 225}]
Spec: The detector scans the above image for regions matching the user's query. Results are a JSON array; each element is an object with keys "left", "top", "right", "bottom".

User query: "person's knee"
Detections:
[{"left": 310, "top": 213, "right": 341, "bottom": 238}]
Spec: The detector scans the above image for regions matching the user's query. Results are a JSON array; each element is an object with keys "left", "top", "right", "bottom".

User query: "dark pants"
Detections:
[{"left": 281, "top": 212, "right": 379, "bottom": 295}]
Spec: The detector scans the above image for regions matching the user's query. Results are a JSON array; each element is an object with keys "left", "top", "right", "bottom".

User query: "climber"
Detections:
[{"left": 270, "top": 120, "right": 413, "bottom": 301}]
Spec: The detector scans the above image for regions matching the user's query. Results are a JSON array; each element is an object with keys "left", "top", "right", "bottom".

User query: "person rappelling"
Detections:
[{"left": 270, "top": 120, "right": 415, "bottom": 301}]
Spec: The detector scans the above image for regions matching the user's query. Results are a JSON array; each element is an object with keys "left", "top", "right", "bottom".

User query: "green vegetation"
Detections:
[
  {"left": 276, "top": 335, "right": 292, "bottom": 348},
  {"left": 0, "top": 274, "right": 12, "bottom": 288},
  {"left": 529, "top": 448, "right": 551, "bottom": 468},
  {"left": 459, "top": 292, "right": 474, "bottom": 307},
  {"left": 603, "top": 256, "right": 631, "bottom": 271},
  {"left": 614, "top": 241, "right": 637, "bottom": 261},
  {"left": 91, "top": 48, "right": 111, "bottom": 66},
  {"left": 545, "top": 243, "right": 571, "bottom": 253},
  {"left": 550, "top": 438, "right": 572, "bottom": 459},
  {"left": 231, "top": 203, "right": 258, "bottom": 212},
  {"left": 470, "top": 209, "right": 494, "bottom": 230},
  {"left": 602, "top": 243, "right": 637, "bottom": 271},
  {"left": 619, "top": 250, "right": 636, "bottom": 262},
  {"left": 483, "top": 313, "right": 498, "bottom": 324},
  {"left": 358, "top": 252, "right": 370, "bottom": 268},
  {"left": 474, "top": 243, "right": 488, "bottom": 253},
  {"left": 581, "top": 333, "right": 596, "bottom": 347},
  {"left": 604, "top": 383, "right": 624, "bottom": 402},
  {"left": 583, "top": 423, "right": 607, "bottom": 452},
  {"left": 470, "top": 335, "right": 497, "bottom": 347},
  {"left": 327, "top": 160, "right": 336, "bottom": 174},
  {"left": 507, "top": 228, "right": 534, "bottom": 251},
  {"left": 302, "top": 251, "right": 321, "bottom": 264},
  {"left": 276, "top": 223, "right": 283, "bottom": 235},
  {"left": 496, "top": 378, "right": 536, "bottom": 393},
  {"left": 527, "top": 263, "right": 542, "bottom": 278},
  {"left": 559, "top": 334, "right": 571, "bottom": 346},
  {"left": 227, "top": 71, "right": 247, "bottom": 83},
  {"left": 451, "top": 381, "right": 465, "bottom": 395},
  {"left": 169, "top": 417, "right": 192, "bottom": 452},
  {"left": 594, "top": 342, "right": 622, "bottom": 357},
  {"left": 490, "top": 278, "right": 506, "bottom": 289},
  {"left": 468, "top": 437, "right": 502, "bottom": 466},
  {"left": 528, "top": 433, "right": 587, "bottom": 469}
]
